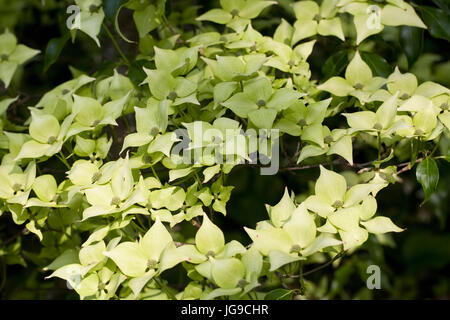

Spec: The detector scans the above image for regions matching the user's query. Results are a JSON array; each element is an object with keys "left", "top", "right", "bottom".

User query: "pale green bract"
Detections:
[{"left": 0, "top": 0, "right": 447, "bottom": 301}]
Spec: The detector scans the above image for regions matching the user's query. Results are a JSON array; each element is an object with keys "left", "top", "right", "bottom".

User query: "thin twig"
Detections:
[
  {"left": 102, "top": 22, "right": 130, "bottom": 66},
  {"left": 278, "top": 251, "right": 346, "bottom": 279}
]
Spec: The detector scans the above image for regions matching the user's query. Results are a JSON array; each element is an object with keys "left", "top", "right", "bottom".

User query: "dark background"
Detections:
[{"left": 0, "top": 0, "right": 449, "bottom": 299}]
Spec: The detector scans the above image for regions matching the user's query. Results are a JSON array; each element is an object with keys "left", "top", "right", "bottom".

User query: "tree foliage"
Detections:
[{"left": 0, "top": 0, "right": 449, "bottom": 300}]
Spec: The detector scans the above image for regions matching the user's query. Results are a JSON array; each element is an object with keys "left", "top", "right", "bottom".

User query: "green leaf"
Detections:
[
  {"left": 202, "top": 287, "right": 242, "bottom": 300},
  {"left": 322, "top": 50, "right": 348, "bottom": 80},
  {"left": 44, "top": 34, "right": 70, "bottom": 72},
  {"left": 418, "top": 6, "right": 450, "bottom": 41},
  {"left": 104, "top": 0, "right": 125, "bottom": 21},
  {"left": 416, "top": 157, "right": 439, "bottom": 204},
  {"left": 400, "top": 26, "right": 424, "bottom": 67},
  {"left": 265, "top": 288, "right": 294, "bottom": 300},
  {"left": 44, "top": 249, "right": 80, "bottom": 271},
  {"left": 360, "top": 52, "right": 393, "bottom": 78}
]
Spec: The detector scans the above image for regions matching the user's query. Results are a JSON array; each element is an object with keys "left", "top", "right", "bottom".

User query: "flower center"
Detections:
[
  {"left": 111, "top": 196, "right": 121, "bottom": 207},
  {"left": 168, "top": 91, "right": 178, "bottom": 101},
  {"left": 143, "top": 154, "right": 152, "bottom": 164},
  {"left": 206, "top": 250, "right": 215, "bottom": 257},
  {"left": 150, "top": 127, "right": 160, "bottom": 136},
  {"left": 353, "top": 83, "right": 364, "bottom": 90},
  {"left": 414, "top": 128, "right": 423, "bottom": 136},
  {"left": 91, "top": 172, "right": 102, "bottom": 184},
  {"left": 12, "top": 183, "right": 22, "bottom": 193},
  {"left": 147, "top": 259, "right": 158, "bottom": 269},
  {"left": 298, "top": 119, "right": 307, "bottom": 127},
  {"left": 98, "top": 282, "right": 106, "bottom": 291},
  {"left": 373, "top": 122, "right": 383, "bottom": 130},
  {"left": 47, "top": 136, "right": 57, "bottom": 144},
  {"left": 89, "top": 5, "right": 99, "bottom": 13},
  {"left": 290, "top": 244, "right": 301, "bottom": 253},
  {"left": 237, "top": 279, "right": 249, "bottom": 288},
  {"left": 332, "top": 200, "right": 343, "bottom": 209},
  {"left": 400, "top": 93, "right": 410, "bottom": 100},
  {"left": 324, "top": 135, "right": 333, "bottom": 144},
  {"left": 257, "top": 99, "right": 266, "bottom": 107}
]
